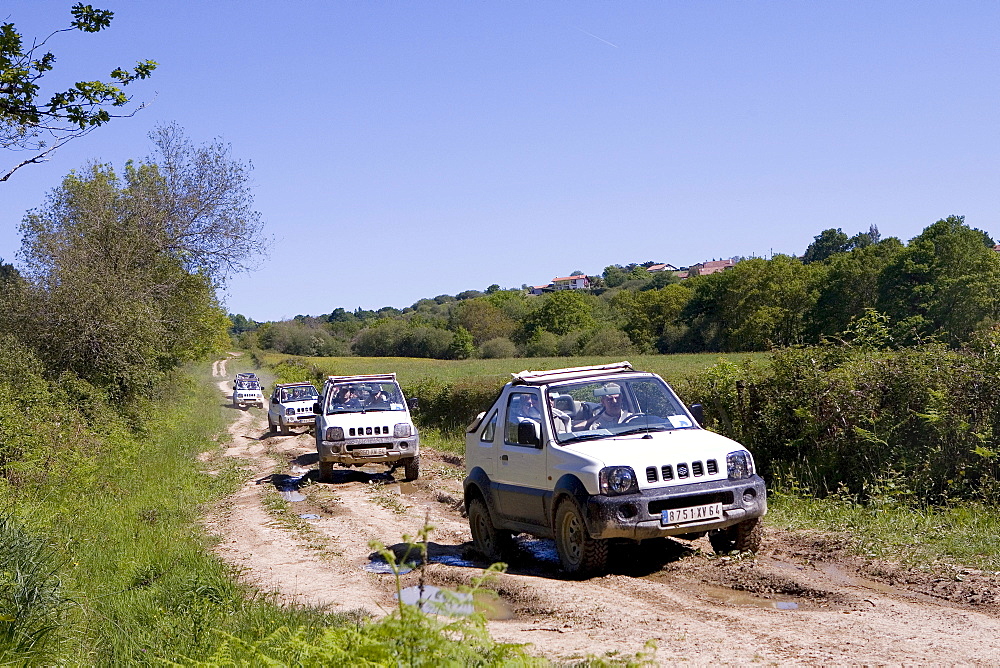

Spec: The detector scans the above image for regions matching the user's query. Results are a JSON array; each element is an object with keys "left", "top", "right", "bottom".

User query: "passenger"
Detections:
[
  {"left": 331, "top": 386, "right": 361, "bottom": 409},
  {"left": 548, "top": 394, "right": 572, "bottom": 433},
  {"left": 587, "top": 383, "right": 631, "bottom": 429}
]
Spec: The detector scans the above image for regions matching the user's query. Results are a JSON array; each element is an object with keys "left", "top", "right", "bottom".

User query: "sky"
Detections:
[{"left": 2, "top": 1, "right": 999, "bottom": 322}]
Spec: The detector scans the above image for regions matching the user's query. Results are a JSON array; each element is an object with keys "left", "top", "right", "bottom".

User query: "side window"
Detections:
[
  {"left": 505, "top": 391, "right": 542, "bottom": 446},
  {"left": 480, "top": 411, "right": 498, "bottom": 442}
]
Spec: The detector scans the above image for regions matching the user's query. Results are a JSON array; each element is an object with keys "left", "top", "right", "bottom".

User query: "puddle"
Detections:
[
  {"left": 395, "top": 482, "right": 417, "bottom": 495},
  {"left": 517, "top": 538, "right": 561, "bottom": 564},
  {"left": 298, "top": 513, "right": 320, "bottom": 520},
  {"left": 700, "top": 584, "right": 800, "bottom": 610},
  {"left": 277, "top": 473, "right": 307, "bottom": 502},
  {"left": 363, "top": 558, "right": 414, "bottom": 575},
  {"left": 279, "top": 491, "right": 306, "bottom": 502},
  {"left": 396, "top": 585, "right": 514, "bottom": 619},
  {"left": 430, "top": 554, "right": 476, "bottom": 568}
]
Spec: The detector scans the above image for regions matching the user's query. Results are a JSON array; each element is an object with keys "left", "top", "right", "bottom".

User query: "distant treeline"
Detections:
[{"left": 238, "top": 216, "right": 1000, "bottom": 359}]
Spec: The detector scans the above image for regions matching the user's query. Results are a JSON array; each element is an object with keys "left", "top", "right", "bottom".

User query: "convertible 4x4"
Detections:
[
  {"left": 314, "top": 374, "right": 420, "bottom": 482},
  {"left": 463, "top": 362, "right": 767, "bottom": 577},
  {"left": 268, "top": 382, "right": 320, "bottom": 434},
  {"left": 232, "top": 374, "right": 265, "bottom": 409}
]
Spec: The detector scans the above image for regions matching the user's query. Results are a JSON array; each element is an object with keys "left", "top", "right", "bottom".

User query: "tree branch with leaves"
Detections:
[{"left": 1, "top": 3, "right": 156, "bottom": 181}]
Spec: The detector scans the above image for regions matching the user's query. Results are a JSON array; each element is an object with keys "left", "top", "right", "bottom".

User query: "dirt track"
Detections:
[{"left": 203, "top": 358, "right": 1000, "bottom": 664}]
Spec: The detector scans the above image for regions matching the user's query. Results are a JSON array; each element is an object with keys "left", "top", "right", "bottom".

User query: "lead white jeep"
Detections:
[
  {"left": 268, "top": 381, "right": 320, "bottom": 434},
  {"left": 463, "top": 362, "right": 767, "bottom": 577},
  {"left": 314, "top": 374, "right": 420, "bottom": 482}
]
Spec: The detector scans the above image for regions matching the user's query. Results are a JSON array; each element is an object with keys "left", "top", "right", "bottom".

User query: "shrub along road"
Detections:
[{"left": 202, "top": 359, "right": 1000, "bottom": 664}]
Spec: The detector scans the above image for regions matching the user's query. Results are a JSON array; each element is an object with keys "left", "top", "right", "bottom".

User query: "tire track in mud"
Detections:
[{"left": 202, "top": 359, "right": 1000, "bottom": 664}]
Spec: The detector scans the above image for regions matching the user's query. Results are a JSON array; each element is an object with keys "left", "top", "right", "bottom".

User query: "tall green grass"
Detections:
[{"left": 255, "top": 352, "right": 766, "bottom": 387}]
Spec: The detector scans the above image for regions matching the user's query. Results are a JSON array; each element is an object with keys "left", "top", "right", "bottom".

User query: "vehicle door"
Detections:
[
  {"left": 495, "top": 389, "right": 549, "bottom": 526},
  {"left": 468, "top": 408, "right": 499, "bottom": 480}
]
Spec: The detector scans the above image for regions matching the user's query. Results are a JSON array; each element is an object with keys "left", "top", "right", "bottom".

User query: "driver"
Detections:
[{"left": 587, "top": 383, "right": 631, "bottom": 429}]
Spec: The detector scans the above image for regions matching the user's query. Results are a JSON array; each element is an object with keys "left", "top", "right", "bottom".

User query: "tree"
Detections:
[
  {"left": 524, "top": 290, "right": 595, "bottom": 337},
  {"left": 15, "top": 126, "right": 264, "bottom": 397},
  {"left": 1, "top": 4, "right": 157, "bottom": 181},
  {"left": 802, "top": 228, "right": 850, "bottom": 264},
  {"left": 877, "top": 215, "right": 1000, "bottom": 345},
  {"left": 451, "top": 298, "right": 516, "bottom": 345}
]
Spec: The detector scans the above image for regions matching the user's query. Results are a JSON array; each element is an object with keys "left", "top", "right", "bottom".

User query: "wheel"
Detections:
[
  {"left": 267, "top": 414, "right": 276, "bottom": 433},
  {"left": 468, "top": 498, "right": 511, "bottom": 562},
  {"left": 318, "top": 461, "right": 335, "bottom": 482},
  {"left": 554, "top": 500, "right": 608, "bottom": 578},
  {"left": 402, "top": 456, "right": 420, "bottom": 481},
  {"left": 709, "top": 517, "right": 763, "bottom": 554}
]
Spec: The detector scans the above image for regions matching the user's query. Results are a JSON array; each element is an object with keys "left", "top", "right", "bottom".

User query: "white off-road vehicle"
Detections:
[
  {"left": 314, "top": 374, "right": 420, "bottom": 482},
  {"left": 463, "top": 362, "right": 767, "bottom": 577},
  {"left": 268, "top": 381, "right": 320, "bottom": 434},
  {"left": 232, "top": 374, "right": 265, "bottom": 409}
]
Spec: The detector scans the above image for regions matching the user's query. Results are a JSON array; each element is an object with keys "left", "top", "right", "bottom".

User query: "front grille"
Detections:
[
  {"left": 692, "top": 461, "right": 704, "bottom": 476},
  {"left": 707, "top": 459, "right": 718, "bottom": 474},
  {"left": 646, "top": 467, "right": 657, "bottom": 482},
  {"left": 348, "top": 426, "right": 390, "bottom": 436},
  {"left": 661, "top": 465, "right": 673, "bottom": 480},
  {"left": 648, "top": 491, "right": 734, "bottom": 515},
  {"left": 677, "top": 463, "right": 689, "bottom": 478}
]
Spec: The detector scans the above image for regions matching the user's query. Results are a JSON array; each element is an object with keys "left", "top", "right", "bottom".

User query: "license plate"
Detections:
[
  {"left": 353, "top": 448, "right": 385, "bottom": 457},
  {"left": 661, "top": 502, "right": 723, "bottom": 526}
]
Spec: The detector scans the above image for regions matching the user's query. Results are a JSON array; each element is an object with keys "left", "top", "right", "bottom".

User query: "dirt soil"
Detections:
[{"left": 203, "top": 358, "right": 1000, "bottom": 665}]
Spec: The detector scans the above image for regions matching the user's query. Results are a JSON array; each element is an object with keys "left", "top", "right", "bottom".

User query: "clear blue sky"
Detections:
[{"left": 3, "top": 1, "right": 998, "bottom": 321}]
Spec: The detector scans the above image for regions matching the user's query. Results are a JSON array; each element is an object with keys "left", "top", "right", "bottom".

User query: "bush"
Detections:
[
  {"left": 678, "top": 344, "right": 1000, "bottom": 504},
  {"left": 479, "top": 338, "right": 517, "bottom": 359}
]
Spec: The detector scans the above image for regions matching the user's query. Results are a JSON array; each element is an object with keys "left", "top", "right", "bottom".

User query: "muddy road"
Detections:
[{"left": 204, "top": 358, "right": 1000, "bottom": 664}]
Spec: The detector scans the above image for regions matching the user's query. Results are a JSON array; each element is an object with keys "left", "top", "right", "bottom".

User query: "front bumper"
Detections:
[
  {"left": 583, "top": 475, "right": 767, "bottom": 540},
  {"left": 281, "top": 413, "right": 316, "bottom": 425},
  {"left": 318, "top": 436, "right": 419, "bottom": 465}
]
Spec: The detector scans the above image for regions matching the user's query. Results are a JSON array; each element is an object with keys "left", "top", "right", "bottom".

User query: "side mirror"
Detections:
[
  {"left": 517, "top": 419, "right": 541, "bottom": 447},
  {"left": 407, "top": 397, "right": 419, "bottom": 410},
  {"left": 313, "top": 402, "right": 320, "bottom": 414},
  {"left": 689, "top": 404, "right": 704, "bottom": 426}
]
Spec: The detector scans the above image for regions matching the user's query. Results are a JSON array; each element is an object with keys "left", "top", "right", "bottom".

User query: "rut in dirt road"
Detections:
[{"left": 201, "top": 359, "right": 1000, "bottom": 665}]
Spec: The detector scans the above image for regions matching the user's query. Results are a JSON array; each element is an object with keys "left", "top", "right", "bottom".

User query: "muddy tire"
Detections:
[
  {"left": 468, "top": 498, "right": 511, "bottom": 562},
  {"left": 554, "top": 500, "right": 608, "bottom": 578},
  {"left": 318, "top": 461, "right": 335, "bottom": 482},
  {"left": 267, "top": 414, "right": 276, "bottom": 433},
  {"left": 709, "top": 517, "right": 763, "bottom": 554},
  {"left": 402, "top": 456, "right": 420, "bottom": 482}
]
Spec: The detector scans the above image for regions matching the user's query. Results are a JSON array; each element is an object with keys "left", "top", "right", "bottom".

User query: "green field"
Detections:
[{"left": 255, "top": 352, "right": 766, "bottom": 386}]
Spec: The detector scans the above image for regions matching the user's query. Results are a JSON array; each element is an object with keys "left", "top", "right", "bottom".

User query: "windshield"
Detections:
[
  {"left": 236, "top": 380, "right": 260, "bottom": 391},
  {"left": 325, "top": 381, "right": 406, "bottom": 414},
  {"left": 279, "top": 386, "right": 319, "bottom": 402},
  {"left": 546, "top": 375, "right": 696, "bottom": 444}
]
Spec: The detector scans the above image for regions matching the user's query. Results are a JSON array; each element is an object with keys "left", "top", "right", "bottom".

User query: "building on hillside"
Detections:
[
  {"left": 689, "top": 259, "right": 737, "bottom": 276},
  {"left": 528, "top": 284, "right": 550, "bottom": 295},
  {"left": 551, "top": 275, "right": 590, "bottom": 290},
  {"left": 646, "top": 263, "right": 679, "bottom": 273}
]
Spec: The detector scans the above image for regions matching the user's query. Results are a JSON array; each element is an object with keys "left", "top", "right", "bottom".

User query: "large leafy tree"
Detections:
[
  {"left": 1, "top": 4, "right": 156, "bottom": 181},
  {"left": 878, "top": 215, "right": 1000, "bottom": 345},
  {"left": 683, "top": 255, "right": 823, "bottom": 351},
  {"left": 15, "top": 126, "right": 263, "bottom": 398}
]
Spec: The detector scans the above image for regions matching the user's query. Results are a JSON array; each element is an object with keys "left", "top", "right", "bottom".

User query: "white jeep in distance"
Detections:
[
  {"left": 463, "top": 362, "right": 767, "bottom": 577},
  {"left": 268, "top": 382, "right": 320, "bottom": 434},
  {"left": 232, "top": 374, "right": 264, "bottom": 409},
  {"left": 314, "top": 374, "right": 420, "bottom": 482}
]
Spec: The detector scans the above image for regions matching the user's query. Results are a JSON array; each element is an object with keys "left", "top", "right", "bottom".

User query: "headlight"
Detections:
[
  {"left": 599, "top": 466, "right": 639, "bottom": 496},
  {"left": 727, "top": 450, "right": 753, "bottom": 479},
  {"left": 325, "top": 426, "right": 344, "bottom": 441},
  {"left": 394, "top": 423, "right": 412, "bottom": 438},
  {"left": 285, "top": 408, "right": 295, "bottom": 416}
]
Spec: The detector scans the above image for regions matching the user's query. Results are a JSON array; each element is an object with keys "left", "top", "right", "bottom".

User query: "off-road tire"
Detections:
[
  {"left": 468, "top": 498, "right": 512, "bottom": 562},
  {"left": 402, "top": 456, "right": 420, "bottom": 481},
  {"left": 709, "top": 517, "right": 763, "bottom": 554},
  {"left": 318, "top": 461, "right": 335, "bottom": 482},
  {"left": 554, "top": 500, "right": 608, "bottom": 578},
  {"left": 267, "top": 414, "right": 276, "bottom": 433}
]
